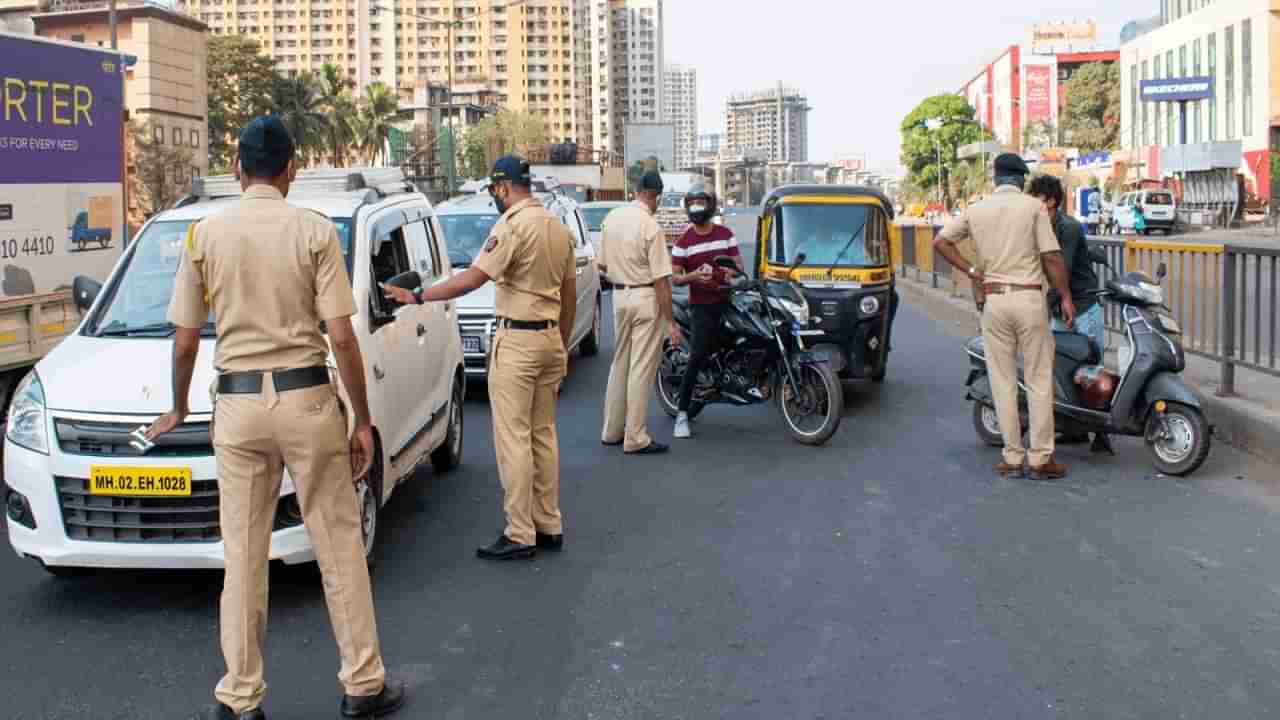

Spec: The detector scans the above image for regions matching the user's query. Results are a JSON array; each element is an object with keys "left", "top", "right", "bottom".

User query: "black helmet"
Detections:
[{"left": 684, "top": 183, "right": 718, "bottom": 225}]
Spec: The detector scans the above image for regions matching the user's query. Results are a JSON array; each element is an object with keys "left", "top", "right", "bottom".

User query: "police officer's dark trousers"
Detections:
[{"left": 676, "top": 302, "right": 725, "bottom": 412}]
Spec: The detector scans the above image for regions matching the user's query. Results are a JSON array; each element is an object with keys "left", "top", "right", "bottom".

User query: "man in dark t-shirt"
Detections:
[{"left": 670, "top": 184, "right": 743, "bottom": 439}]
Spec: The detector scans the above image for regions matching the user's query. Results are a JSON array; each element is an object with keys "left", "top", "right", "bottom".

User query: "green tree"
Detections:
[
  {"left": 207, "top": 36, "right": 278, "bottom": 172},
  {"left": 899, "top": 95, "right": 983, "bottom": 210},
  {"left": 131, "top": 120, "right": 195, "bottom": 217},
  {"left": 1060, "top": 62, "right": 1121, "bottom": 152},
  {"left": 349, "top": 82, "right": 400, "bottom": 165},
  {"left": 1022, "top": 120, "right": 1058, "bottom": 153},
  {"left": 318, "top": 64, "right": 356, "bottom": 167},
  {"left": 272, "top": 72, "right": 327, "bottom": 165},
  {"left": 455, "top": 110, "right": 549, "bottom": 178}
]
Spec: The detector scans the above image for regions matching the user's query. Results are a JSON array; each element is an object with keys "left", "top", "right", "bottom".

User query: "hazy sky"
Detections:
[{"left": 665, "top": 1, "right": 1144, "bottom": 173}]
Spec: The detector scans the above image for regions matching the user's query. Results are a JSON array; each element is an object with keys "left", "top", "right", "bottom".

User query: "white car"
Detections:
[
  {"left": 1113, "top": 189, "right": 1177, "bottom": 235},
  {"left": 578, "top": 200, "right": 627, "bottom": 256},
  {"left": 4, "top": 168, "right": 466, "bottom": 574},
  {"left": 436, "top": 191, "right": 602, "bottom": 379}
]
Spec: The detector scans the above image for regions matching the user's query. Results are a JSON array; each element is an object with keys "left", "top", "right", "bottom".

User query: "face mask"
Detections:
[{"left": 686, "top": 200, "right": 713, "bottom": 226}]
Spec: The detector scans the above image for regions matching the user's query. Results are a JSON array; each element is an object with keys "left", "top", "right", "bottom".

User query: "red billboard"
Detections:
[{"left": 1025, "top": 65, "right": 1053, "bottom": 124}]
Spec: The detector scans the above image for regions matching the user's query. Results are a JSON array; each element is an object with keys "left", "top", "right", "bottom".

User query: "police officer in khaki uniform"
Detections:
[
  {"left": 934, "top": 154, "right": 1077, "bottom": 481},
  {"left": 597, "top": 171, "right": 678, "bottom": 454},
  {"left": 385, "top": 156, "right": 575, "bottom": 560},
  {"left": 148, "top": 117, "right": 404, "bottom": 720}
]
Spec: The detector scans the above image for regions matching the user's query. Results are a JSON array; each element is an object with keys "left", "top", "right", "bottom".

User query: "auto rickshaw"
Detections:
[{"left": 753, "top": 185, "right": 899, "bottom": 382}]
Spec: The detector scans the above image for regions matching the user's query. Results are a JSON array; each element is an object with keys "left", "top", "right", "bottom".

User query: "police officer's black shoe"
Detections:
[
  {"left": 477, "top": 535, "right": 536, "bottom": 560},
  {"left": 341, "top": 679, "right": 406, "bottom": 718},
  {"left": 625, "top": 441, "right": 669, "bottom": 455},
  {"left": 197, "top": 703, "right": 265, "bottom": 720},
  {"left": 536, "top": 532, "right": 563, "bottom": 551}
]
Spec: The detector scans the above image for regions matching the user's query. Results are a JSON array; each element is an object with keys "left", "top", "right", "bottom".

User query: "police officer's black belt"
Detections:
[
  {"left": 614, "top": 283, "right": 654, "bottom": 290},
  {"left": 217, "top": 366, "right": 330, "bottom": 394},
  {"left": 498, "top": 318, "right": 558, "bottom": 330}
]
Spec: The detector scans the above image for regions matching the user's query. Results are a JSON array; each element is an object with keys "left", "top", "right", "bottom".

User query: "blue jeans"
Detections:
[{"left": 1053, "top": 302, "right": 1105, "bottom": 352}]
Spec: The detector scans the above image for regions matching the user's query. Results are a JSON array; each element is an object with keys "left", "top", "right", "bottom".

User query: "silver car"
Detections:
[{"left": 437, "top": 192, "right": 604, "bottom": 378}]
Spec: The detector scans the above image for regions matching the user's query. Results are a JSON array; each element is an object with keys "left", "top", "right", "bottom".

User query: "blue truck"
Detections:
[{"left": 69, "top": 209, "right": 112, "bottom": 251}]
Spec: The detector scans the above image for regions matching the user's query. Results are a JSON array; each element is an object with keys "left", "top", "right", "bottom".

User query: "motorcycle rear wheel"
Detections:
[
  {"left": 656, "top": 340, "right": 704, "bottom": 420},
  {"left": 777, "top": 362, "right": 843, "bottom": 446}
]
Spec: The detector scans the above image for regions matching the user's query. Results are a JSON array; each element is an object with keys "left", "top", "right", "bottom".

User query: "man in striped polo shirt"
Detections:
[{"left": 671, "top": 184, "right": 744, "bottom": 439}]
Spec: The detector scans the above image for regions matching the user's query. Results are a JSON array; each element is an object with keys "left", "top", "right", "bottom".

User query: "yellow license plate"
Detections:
[{"left": 89, "top": 466, "right": 193, "bottom": 497}]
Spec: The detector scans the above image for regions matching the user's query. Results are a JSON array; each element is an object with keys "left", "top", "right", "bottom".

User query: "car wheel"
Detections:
[
  {"left": 358, "top": 436, "right": 384, "bottom": 568},
  {"left": 579, "top": 295, "right": 602, "bottom": 357},
  {"left": 430, "top": 380, "right": 464, "bottom": 473}
]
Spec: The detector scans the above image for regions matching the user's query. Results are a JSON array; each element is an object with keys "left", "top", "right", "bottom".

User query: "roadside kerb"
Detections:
[{"left": 897, "top": 272, "right": 1280, "bottom": 468}]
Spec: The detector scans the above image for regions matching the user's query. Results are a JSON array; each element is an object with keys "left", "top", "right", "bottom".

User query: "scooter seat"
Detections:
[{"left": 1054, "top": 331, "right": 1099, "bottom": 365}]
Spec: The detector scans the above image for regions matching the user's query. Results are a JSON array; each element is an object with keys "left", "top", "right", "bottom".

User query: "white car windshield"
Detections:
[
  {"left": 439, "top": 213, "right": 499, "bottom": 267},
  {"left": 90, "top": 217, "right": 353, "bottom": 337}
]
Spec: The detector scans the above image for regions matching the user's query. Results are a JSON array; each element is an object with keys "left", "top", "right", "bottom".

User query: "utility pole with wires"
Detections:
[{"left": 371, "top": 0, "right": 528, "bottom": 195}]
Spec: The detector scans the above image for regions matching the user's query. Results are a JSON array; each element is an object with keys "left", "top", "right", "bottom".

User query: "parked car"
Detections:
[
  {"left": 579, "top": 200, "right": 627, "bottom": 256},
  {"left": 1113, "top": 189, "right": 1177, "bottom": 235},
  {"left": 5, "top": 168, "right": 466, "bottom": 575},
  {"left": 436, "top": 191, "right": 602, "bottom": 379}
]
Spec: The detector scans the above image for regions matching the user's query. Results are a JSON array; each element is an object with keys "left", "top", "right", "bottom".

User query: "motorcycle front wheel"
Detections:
[
  {"left": 656, "top": 340, "right": 704, "bottom": 420},
  {"left": 776, "top": 361, "right": 843, "bottom": 446}
]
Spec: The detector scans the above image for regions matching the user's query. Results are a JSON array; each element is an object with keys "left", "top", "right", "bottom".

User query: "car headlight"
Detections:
[
  {"left": 7, "top": 371, "right": 49, "bottom": 454},
  {"left": 859, "top": 295, "right": 881, "bottom": 316}
]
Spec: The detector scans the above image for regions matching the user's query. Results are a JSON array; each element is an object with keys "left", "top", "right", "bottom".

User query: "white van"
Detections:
[
  {"left": 4, "top": 169, "right": 466, "bottom": 574},
  {"left": 1114, "top": 189, "right": 1177, "bottom": 235}
]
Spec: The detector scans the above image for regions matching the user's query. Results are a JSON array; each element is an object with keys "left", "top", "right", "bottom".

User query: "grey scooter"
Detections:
[{"left": 963, "top": 253, "right": 1211, "bottom": 477}]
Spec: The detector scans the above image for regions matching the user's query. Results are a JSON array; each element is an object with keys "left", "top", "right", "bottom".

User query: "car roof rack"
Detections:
[{"left": 187, "top": 167, "right": 417, "bottom": 202}]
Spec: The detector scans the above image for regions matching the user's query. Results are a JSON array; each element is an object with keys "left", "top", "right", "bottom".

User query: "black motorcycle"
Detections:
[
  {"left": 964, "top": 256, "right": 1211, "bottom": 476},
  {"left": 655, "top": 255, "right": 844, "bottom": 446}
]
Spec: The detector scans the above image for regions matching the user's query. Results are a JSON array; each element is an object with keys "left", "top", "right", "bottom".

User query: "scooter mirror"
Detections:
[
  {"left": 1087, "top": 246, "right": 1109, "bottom": 267},
  {"left": 713, "top": 256, "right": 737, "bottom": 269},
  {"left": 1156, "top": 262, "right": 1168, "bottom": 282}
]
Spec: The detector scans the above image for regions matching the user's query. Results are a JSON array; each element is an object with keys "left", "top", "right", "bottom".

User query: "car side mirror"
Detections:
[
  {"left": 385, "top": 270, "right": 422, "bottom": 293},
  {"left": 1156, "top": 262, "right": 1168, "bottom": 282},
  {"left": 72, "top": 275, "right": 101, "bottom": 313}
]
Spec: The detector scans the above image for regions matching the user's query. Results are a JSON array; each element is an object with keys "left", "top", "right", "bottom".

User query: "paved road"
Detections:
[{"left": 6, "top": 218, "right": 1280, "bottom": 718}]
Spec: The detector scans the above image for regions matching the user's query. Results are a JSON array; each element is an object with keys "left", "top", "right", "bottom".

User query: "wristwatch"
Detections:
[{"left": 412, "top": 287, "right": 425, "bottom": 305}]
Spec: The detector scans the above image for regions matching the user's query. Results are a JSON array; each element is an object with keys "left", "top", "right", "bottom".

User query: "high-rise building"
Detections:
[
  {"left": 664, "top": 64, "right": 696, "bottom": 170},
  {"left": 176, "top": 0, "right": 589, "bottom": 142},
  {"left": 27, "top": 0, "right": 210, "bottom": 223},
  {"left": 587, "top": 0, "right": 663, "bottom": 158},
  {"left": 725, "top": 85, "right": 810, "bottom": 162}
]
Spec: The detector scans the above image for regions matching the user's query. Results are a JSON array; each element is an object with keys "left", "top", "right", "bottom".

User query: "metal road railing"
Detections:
[{"left": 892, "top": 225, "right": 1279, "bottom": 396}]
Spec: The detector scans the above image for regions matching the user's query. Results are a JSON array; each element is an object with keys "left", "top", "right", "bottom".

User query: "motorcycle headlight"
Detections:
[
  {"left": 859, "top": 295, "right": 881, "bottom": 316},
  {"left": 7, "top": 371, "right": 49, "bottom": 455},
  {"left": 771, "top": 296, "right": 809, "bottom": 326}
]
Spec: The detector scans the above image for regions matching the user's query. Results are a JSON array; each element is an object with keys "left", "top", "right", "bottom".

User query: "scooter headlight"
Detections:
[
  {"left": 7, "top": 371, "right": 49, "bottom": 455},
  {"left": 859, "top": 295, "right": 881, "bottom": 316}
]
